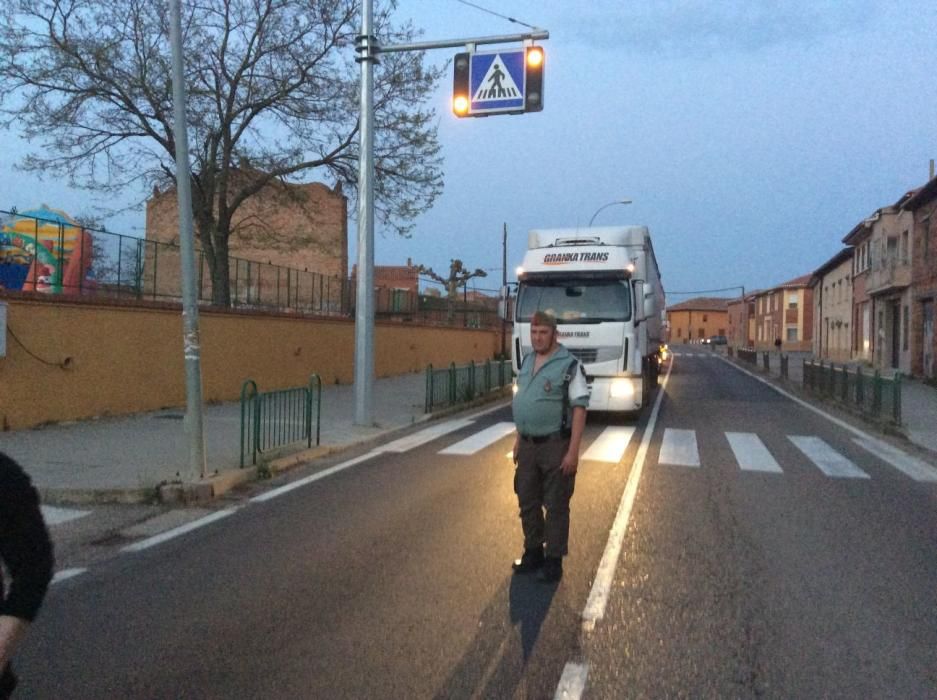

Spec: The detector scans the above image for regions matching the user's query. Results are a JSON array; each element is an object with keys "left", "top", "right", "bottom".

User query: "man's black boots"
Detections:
[
  {"left": 538, "top": 556, "right": 562, "bottom": 583},
  {"left": 512, "top": 546, "right": 544, "bottom": 574}
]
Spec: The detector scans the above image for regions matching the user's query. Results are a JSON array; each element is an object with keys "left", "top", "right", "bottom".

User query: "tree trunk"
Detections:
[{"left": 209, "top": 240, "right": 231, "bottom": 307}]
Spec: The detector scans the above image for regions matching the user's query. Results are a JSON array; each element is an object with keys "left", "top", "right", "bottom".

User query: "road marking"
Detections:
[
  {"left": 581, "top": 426, "right": 635, "bottom": 463},
  {"left": 41, "top": 505, "right": 91, "bottom": 526},
  {"left": 582, "top": 361, "right": 671, "bottom": 629},
  {"left": 250, "top": 452, "right": 378, "bottom": 503},
  {"left": 658, "top": 428, "right": 700, "bottom": 467},
  {"left": 554, "top": 662, "right": 589, "bottom": 699},
  {"left": 726, "top": 432, "right": 782, "bottom": 473},
  {"left": 52, "top": 568, "right": 88, "bottom": 585},
  {"left": 788, "top": 436, "right": 870, "bottom": 479},
  {"left": 375, "top": 418, "right": 476, "bottom": 453},
  {"left": 121, "top": 508, "right": 239, "bottom": 552},
  {"left": 438, "top": 421, "right": 515, "bottom": 455},
  {"left": 853, "top": 437, "right": 937, "bottom": 482}
]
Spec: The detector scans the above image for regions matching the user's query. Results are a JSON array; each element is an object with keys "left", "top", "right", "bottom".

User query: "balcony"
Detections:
[{"left": 866, "top": 256, "right": 911, "bottom": 296}]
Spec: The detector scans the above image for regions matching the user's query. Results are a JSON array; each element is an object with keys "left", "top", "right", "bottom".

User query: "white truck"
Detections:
[{"left": 509, "top": 226, "right": 665, "bottom": 413}]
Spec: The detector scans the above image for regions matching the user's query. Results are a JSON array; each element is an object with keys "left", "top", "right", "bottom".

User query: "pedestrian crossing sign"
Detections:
[{"left": 470, "top": 49, "right": 526, "bottom": 114}]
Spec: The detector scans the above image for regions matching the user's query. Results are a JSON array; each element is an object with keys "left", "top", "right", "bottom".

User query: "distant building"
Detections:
[
  {"left": 350, "top": 258, "right": 420, "bottom": 314},
  {"left": 810, "top": 248, "right": 853, "bottom": 362},
  {"left": 726, "top": 292, "right": 758, "bottom": 349},
  {"left": 751, "top": 275, "right": 814, "bottom": 351},
  {"left": 843, "top": 194, "right": 915, "bottom": 374},
  {"left": 901, "top": 177, "right": 937, "bottom": 379},
  {"left": 666, "top": 297, "right": 729, "bottom": 343}
]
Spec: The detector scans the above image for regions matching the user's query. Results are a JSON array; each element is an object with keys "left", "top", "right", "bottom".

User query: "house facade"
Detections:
[
  {"left": 666, "top": 297, "right": 729, "bottom": 343},
  {"left": 726, "top": 293, "right": 757, "bottom": 348},
  {"left": 810, "top": 248, "right": 853, "bottom": 362},
  {"left": 902, "top": 177, "right": 937, "bottom": 379},
  {"left": 751, "top": 275, "right": 813, "bottom": 351}
]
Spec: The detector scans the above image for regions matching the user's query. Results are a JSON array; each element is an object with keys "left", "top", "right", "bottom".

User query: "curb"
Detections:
[{"left": 150, "top": 389, "right": 512, "bottom": 506}]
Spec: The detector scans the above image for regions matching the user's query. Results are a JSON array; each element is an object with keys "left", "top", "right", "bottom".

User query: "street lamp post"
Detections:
[{"left": 588, "top": 199, "right": 632, "bottom": 226}]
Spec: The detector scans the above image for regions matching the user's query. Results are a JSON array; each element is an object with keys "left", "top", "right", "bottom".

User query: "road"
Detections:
[{"left": 18, "top": 354, "right": 937, "bottom": 698}]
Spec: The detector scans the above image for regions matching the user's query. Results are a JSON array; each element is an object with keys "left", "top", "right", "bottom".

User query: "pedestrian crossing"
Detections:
[{"left": 420, "top": 417, "right": 937, "bottom": 484}]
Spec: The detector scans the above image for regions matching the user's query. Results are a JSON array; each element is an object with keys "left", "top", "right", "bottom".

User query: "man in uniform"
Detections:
[{"left": 511, "top": 311, "right": 589, "bottom": 583}]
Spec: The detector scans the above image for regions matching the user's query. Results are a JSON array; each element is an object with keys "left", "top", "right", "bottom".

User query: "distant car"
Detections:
[{"left": 708, "top": 335, "right": 727, "bottom": 345}]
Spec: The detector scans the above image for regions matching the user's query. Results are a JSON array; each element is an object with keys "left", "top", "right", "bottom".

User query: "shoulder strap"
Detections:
[{"left": 561, "top": 358, "right": 579, "bottom": 432}]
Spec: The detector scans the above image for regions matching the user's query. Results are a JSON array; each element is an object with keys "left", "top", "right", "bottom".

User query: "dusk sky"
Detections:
[{"left": 3, "top": 1, "right": 937, "bottom": 302}]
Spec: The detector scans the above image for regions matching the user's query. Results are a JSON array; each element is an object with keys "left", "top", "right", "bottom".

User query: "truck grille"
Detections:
[{"left": 568, "top": 348, "right": 598, "bottom": 363}]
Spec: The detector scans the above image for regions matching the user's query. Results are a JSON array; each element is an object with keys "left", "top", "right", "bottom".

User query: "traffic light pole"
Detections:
[{"left": 353, "top": 2, "right": 547, "bottom": 425}]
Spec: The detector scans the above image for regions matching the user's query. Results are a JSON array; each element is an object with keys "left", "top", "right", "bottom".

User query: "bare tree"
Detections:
[
  {"left": 418, "top": 258, "right": 487, "bottom": 322},
  {"left": 0, "top": 0, "right": 445, "bottom": 305}
]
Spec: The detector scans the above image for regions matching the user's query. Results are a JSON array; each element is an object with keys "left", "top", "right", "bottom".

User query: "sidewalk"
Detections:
[
  {"left": 1, "top": 372, "right": 506, "bottom": 504},
  {"left": 728, "top": 349, "right": 937, "bottom": 456}
]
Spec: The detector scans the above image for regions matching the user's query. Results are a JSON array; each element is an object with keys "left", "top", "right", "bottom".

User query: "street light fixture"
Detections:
[{"left": 588, "top": 199, "right": 632, "bottom": 226}]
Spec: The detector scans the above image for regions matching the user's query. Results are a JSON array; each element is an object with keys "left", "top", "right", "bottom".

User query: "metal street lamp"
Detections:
[{"left": 588, "top": 199, "right": 632, "bottom": 226}]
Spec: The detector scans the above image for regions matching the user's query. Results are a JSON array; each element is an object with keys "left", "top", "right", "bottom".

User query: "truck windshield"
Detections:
[{"left": 516, "top": 279, "right": 632, "bottom": 323}]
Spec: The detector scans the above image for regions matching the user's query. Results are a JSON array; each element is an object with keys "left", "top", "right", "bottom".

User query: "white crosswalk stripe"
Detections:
[
  {"left": 438, "top": 422, "right": 516, "bottom": 455},
  {"left": 433, "top": 423, "right": 937, "bottom": 484},
  {"left": 788, "top": 435, "right": 870, "bottom": 479},
  {"left": 41, "top": 505, "right": 91, "bottom": 526},
  {"left": 377, "top": 418, "right": 475, "bottom": 453},
  {"left": 853, "top": 437, "right": 937, "bottom": 482},
  {"left": 581, "top": 427, "right": 635, "bottom": 463},
  {"left": 658, "top": 428, "right": 700, "bottom": 467},
  {"left": 726, "top": 432, "right": 782, "bottom": 473}
]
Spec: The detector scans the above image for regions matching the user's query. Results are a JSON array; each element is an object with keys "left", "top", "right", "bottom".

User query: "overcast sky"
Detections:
[{"left": 3, "top": 1, "right": 936, "bottom": 301}]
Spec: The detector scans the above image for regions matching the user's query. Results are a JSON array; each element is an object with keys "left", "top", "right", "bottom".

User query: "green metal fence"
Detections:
[
  {"left": 425, "top": 359, "right": 513, "bottom": 413},
  {"left": 802, "top": 360, "right": 902, "bottom": 425},
  {"left": 240, "top": 375, "right": 322, "bottom": 467}
]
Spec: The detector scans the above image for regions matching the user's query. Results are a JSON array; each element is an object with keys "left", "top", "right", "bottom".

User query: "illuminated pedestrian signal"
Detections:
[
  {"left": 525, "top": 46, "right": 544, "bottom": 112},
  {"left": 452, "top": 47, "right": 545, "bottom": 117},
  {"left": 452, "top": 52, "right": 470, "bottom": 117}
]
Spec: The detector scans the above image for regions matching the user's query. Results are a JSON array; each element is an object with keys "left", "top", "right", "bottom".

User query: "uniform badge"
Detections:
[{"left": 543, "top": 380, "right": 553, "bottom": 393}]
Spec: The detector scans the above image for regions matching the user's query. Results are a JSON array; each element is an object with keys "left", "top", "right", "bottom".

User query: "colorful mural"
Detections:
[{"left": 0, "top": 206, "right": 94, "bottom": 294}]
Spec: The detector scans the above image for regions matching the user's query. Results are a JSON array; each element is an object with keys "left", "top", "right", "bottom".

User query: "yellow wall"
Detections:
[
  {"left": 667, "top": 309, "right": 729, "bottom": 343},
  {"left": 0, "top": 295, "right": 499, "bottom": 430}
]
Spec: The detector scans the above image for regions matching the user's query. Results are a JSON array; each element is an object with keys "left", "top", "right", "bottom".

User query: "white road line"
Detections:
[
  {"left": 582, "top": 361, "right": 671, "bottom": 629},
  {"left": 41, "top": 505, "right": 91, "bottom": 526},
  {"left": 853, "top": 437, "right": 937, "bottom": 482},
  {"left": 438, "top": 422, "right": 516, "bottom": 455},
  {"left": 121, "top": 508, "right": 239, "bottom": 552},
  {"left": 250, "top": 452, "right": 378, "bottom": 503},
  {"left": 788, "top": 436, "right": 870, "bottom": 479},
  {"left": 658, "top": 428, "right": 700, "bottom": 467},
  {"left": 375, "top": 418, "right": 475, "bottom": 453},
  {"left": 553, "top": 662, "right": 589, "bottom": 700},
  {"left": 726, "top": 432, "right": 782, "bottom": 473},
  {"left": 52, "top": 568, "right": 88, "bottom": 585},
  {"left": 581, "top": 426, "right": 636, "bottom": 463}
]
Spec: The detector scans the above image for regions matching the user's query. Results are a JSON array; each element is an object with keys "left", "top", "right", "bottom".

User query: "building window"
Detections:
[
  {"left": 702, "top": 314, "right": 708, "bottom": 322},
  {"left": 786, "top": 327, "right": 798, "bottom": 342},
  {"left": 903, "top": 305, "right": 909, "bottom": 351},
  {"left": 677, "top": 328, "right": 682, "bottom": 338},
  {"left": 788, "top": 293, "right": 798, "bottom": 309},
  {"left": 698, "top": 328, "right": 705, "bottom": 339},
  {"left": 901, "top": 230, "right": 909, "bottom": 263}
]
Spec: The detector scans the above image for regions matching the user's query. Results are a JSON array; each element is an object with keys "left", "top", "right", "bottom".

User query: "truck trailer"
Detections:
[{"left": 510, "top": 226, "right": 665, "bottom": 413}]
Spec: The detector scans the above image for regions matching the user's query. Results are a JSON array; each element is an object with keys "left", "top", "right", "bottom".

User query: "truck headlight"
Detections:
[{"left": 610, "top": 378, "right": 633, "bottom": 398}]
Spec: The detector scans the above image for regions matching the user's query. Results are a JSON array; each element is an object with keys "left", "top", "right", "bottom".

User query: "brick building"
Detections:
[
  {"left": 666, "top": 297, "right": 729, "bottom": 343},
  {"left": 901, "top": 177, "right": 937, "bottom": 379},
  {"left": 144, "top": 175, "right": 347, "bottom": 304},
  {"left": 751, "top": 275, "right": 813, "bottom": 351},
  {"left": 727, "top": 292, "right": 757, "bottom": 349}
]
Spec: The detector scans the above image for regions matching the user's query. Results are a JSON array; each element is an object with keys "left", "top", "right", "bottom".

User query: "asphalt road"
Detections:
[{"left": 16, "top": 354, "right": 937, "bottom": 698}]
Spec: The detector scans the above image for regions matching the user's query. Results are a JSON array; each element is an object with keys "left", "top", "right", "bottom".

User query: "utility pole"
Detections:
[
  {"left": 352, "top": 5, "right": 548, "bottom": 424},
  {"left": 501, "top": 222, "right": 507, "bottom": 358},
  {"left": 168, "top": 0, "right": 206, "bottom": 480}
]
